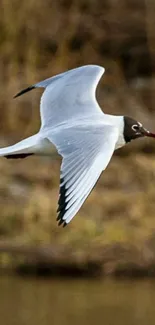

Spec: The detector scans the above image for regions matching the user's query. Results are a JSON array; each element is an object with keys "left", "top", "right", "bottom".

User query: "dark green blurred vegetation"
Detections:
[{"left": 1, "top": 0, "right": 155, "bottom": 275}]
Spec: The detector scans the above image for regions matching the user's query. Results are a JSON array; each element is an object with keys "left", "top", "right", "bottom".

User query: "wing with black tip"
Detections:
[
  {"left": 47, "top": 125, "right": 118, "bottom": 226},
  {"left": 14, "top": 65, "right": 105, "bottom": 129}
]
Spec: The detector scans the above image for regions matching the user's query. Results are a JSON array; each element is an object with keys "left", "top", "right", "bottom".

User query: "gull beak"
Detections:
[{"left": 142, "top": 128, "right": 155, "bottom": 138}]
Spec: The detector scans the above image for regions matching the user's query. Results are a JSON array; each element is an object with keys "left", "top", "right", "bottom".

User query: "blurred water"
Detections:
[{"left": 1, "top": 275, "right": 155, "bottom": 325}]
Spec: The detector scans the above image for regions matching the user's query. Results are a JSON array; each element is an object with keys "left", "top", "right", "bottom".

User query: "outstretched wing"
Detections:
[
  {"left": 14, "top": 65, "right": 105, "bottom": 128},
  {"left": 47, "top": 125, "right": 118, "bottom": 226}
]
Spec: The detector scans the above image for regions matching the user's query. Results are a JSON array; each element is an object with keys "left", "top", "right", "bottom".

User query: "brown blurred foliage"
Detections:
[
  {"left": 0, "top": 0, "right": 155, "bottom": 137},
  {"left": 0, "top": 0, "right": 155, "bottom": 274}
]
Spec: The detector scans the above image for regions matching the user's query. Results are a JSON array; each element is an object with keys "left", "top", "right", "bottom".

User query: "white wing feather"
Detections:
[
  {"left": 47, "top": 125, "right": 118, "bottom": 226},
  {"left": 14, "top": 65, "right": 105, "bottom": 128},
  {"left": 39, "top": 65, "right": 105, "bottom": 128}
]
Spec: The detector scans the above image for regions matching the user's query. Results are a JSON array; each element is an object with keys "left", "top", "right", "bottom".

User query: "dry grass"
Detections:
[
  {"left": 0, "top": 152, "right": 155, "bottom": 273},
  {"left": 0, "top": 0, "right": 154, "bottom": 135}
]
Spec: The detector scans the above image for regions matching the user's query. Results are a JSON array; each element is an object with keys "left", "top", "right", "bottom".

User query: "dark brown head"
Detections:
[{"left": 123, "top": 116, "right": 155, "bottom": 143}]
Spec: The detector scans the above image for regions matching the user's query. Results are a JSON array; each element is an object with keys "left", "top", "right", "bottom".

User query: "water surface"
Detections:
[{"left": 1, "top": 275, "right": 155, "bottom": 325}]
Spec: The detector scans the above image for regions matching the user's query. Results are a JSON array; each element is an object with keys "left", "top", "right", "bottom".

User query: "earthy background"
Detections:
[{"left": 0, "top": 0, "right": 155, "bottom": 276}]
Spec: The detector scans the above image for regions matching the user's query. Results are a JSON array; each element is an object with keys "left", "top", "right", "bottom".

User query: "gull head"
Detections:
[{"left": 123, "top": 116, "right": 155, "bottom": 143}]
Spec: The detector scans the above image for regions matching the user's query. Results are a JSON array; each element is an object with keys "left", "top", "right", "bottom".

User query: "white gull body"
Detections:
[{"left": 0, "top": 65, "right": 125, "bottom": 226}]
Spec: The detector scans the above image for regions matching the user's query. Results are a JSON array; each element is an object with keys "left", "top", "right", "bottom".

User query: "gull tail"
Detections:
[{"left": 0, "top": 134, "right": 43, "bottom": 159}]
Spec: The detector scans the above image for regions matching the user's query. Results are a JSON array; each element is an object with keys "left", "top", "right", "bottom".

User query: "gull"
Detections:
[{"left": 0, "top": 65, "right": 155, "bottom": 227}]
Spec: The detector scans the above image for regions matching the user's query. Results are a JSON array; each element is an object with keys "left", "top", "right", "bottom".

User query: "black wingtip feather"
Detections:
[
  {"left": 58, "top": 219, "right": 65, "bottom": 226},
  {"left": 63, "top": 222, "right": 67, "bottom": 228},
  {"left": 4, "top": 153, "right": 34, "bottom": 159},
  {"left": 56, "top": 212, "right": 62, "bottom": 221},
  {"left": 57, "top": 198, "right": 67, "bottom": 213},
  {"left": 13, "top": 85, "right": 35, "bottom": 98},
  {"left": 57, "top": 209, "right": 66, "bottom": 222},
  {"left": 57, "top": 177, "right": 68, "bottom": 227}
]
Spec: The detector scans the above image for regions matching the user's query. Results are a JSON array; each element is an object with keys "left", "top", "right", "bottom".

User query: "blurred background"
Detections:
[{"left": 1, "top": 0, "right": 155, "bottom": 324}]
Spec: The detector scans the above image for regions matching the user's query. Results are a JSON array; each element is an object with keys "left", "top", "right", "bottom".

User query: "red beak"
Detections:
[{"left": 143, "top": 129, "right": 155, "bottom": 138}]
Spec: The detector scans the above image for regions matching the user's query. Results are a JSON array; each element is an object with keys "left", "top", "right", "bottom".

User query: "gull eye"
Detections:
[{"left": 132, "top": 124, "right": 139, "bottom": 132}]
